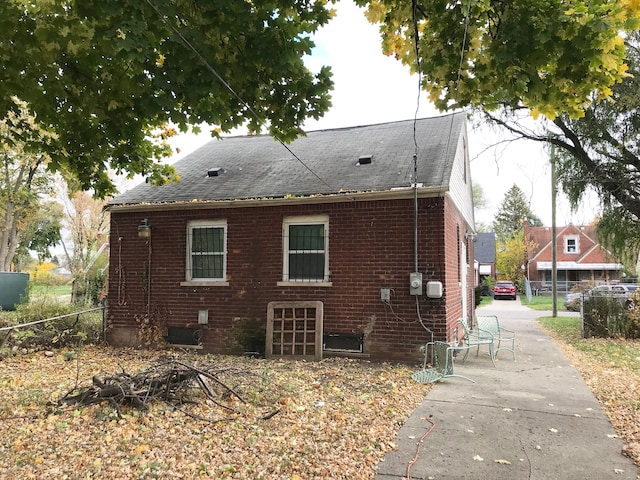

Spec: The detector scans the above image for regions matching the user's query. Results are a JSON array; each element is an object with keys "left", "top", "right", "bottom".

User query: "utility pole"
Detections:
[{"left": 551, "top": 147, "right": 558, "bottom": 317}]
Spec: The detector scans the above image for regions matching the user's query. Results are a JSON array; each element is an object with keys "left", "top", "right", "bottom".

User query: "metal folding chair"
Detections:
[
  {"left": 477, "top": 314, "right": 516, "bottom": 361},
  {"left": 412, "top": 341, "right": 474, "bottom": 384},
  {"left": 457, "top": 318, "right": 496, "bottom": 367}
]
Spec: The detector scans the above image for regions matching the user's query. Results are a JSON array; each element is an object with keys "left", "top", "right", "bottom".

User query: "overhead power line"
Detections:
[{"left": 143, "top": 0, "right": 331, "bottom": 188}]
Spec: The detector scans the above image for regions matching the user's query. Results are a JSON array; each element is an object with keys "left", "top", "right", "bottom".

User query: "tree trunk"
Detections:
[
  {"left": 0, "top": 199, "right": 22, "bottom": 271},
  {"left": 0, "top": 160, "right": 38, "bottom": 272}
]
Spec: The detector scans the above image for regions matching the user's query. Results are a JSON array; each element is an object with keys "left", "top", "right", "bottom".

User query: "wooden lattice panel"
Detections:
[{"left": 266, "top": 301, "right": 323, "bottom": 361}]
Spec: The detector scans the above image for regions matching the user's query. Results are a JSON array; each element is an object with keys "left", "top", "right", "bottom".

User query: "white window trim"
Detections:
[
  {"left": 279, "top": 214, "right": 331, "bottom": 285},
  {"left": 565, "top": 235, "right": 579, "bottom": 254},
  {"left": 182, "top": 219, "right": 228, "bottom": 285}
]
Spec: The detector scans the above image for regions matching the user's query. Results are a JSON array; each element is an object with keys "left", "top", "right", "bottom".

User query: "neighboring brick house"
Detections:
[
  {"left": 523, "top": 222, "right": 624, "bottom": 292},
  {"left": 474, "top": 232, "right": 496, "bottom": 287},
  {"left": 105, "top": 113, "right": 476, "bottom": 362}
]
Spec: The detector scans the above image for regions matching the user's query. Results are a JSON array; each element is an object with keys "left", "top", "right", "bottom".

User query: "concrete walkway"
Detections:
[{"left": 376, "top": 300, "right": 639, "bottom": 480}]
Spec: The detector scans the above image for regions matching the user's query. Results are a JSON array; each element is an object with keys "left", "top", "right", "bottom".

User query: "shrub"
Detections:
[
  {"left": 72, "top": 267, "right": 108, "bottom": 306},
  {"left": 623, "top": 291, "right": 640, "bottom": 339},
  {"left": 583, "top": 293, "right": 640, "bottom": 339},
  {"left": 481, "top": 276, "right": 495, "bottom": 292},
  {"left": 6, "top": 298, "right": 103, "bottom": 351},
  {"left": 230, "top": 317, "right": 266, "bottom": 356},
  {"left": 474, "top": 286, "right": 483, "bottom": 306},
  {"left": 25, "top": 262, "right": 71, "bottom": 287},
  {"left": 569, "top": 282, "right": 594, "bottom": 294}
]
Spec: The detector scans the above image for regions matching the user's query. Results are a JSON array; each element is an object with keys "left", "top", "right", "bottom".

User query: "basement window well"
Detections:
[
  {"left": 165, "top": 327, "right": 202, "bottom": 347},
  {"left": 323, "top": 333, "right": 364, "bottom": 353}
]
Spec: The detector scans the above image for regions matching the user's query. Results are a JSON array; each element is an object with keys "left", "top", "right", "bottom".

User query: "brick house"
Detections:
[
  {"left": 523, "top": 222, "right": 624, "bottom": 292},
  {"left": 105, "top": 113, "right": 476, "bottom": 362}
]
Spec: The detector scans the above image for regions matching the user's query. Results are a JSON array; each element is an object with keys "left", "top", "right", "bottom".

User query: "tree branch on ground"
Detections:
[{"left": 59, "top": 358, "right": 273, "bottom": 424}]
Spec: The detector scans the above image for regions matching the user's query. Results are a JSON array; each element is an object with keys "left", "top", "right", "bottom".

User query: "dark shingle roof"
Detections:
[
  {"left": 109, "top": 112, "right": 465, "bottom": 207},
  {"left": 474, "top": 232, "right": 496, "bottom": 263}
]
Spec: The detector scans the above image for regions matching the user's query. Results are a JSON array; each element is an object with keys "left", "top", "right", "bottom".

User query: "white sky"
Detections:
[{"left": 166, "top": 0, "right": 601, "bottom": 230}]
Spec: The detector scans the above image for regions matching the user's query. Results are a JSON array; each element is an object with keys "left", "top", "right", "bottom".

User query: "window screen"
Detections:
[
  {"left": 283, "top": 217, "right": 329, "bottom": 282},
  {"left": 188, "top": 222, "right": 226, "bottom": 281}
]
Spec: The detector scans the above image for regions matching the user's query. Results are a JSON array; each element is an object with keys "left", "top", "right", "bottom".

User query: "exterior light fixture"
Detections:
[{"left": 138, "top": 218, "right": 151, "bottom": 238}]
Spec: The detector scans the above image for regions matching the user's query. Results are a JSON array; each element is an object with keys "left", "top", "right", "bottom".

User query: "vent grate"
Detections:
[
  {"left": 357, "top": 155, "right": 373, "bottom": 165},
  {"left": 323, "top": 333, "right": 363, "bottom": 352}
]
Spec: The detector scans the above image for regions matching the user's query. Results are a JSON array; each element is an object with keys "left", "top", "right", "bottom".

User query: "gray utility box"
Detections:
[{"left": 0, "top": 272, "right": 29, "bottom": 311}]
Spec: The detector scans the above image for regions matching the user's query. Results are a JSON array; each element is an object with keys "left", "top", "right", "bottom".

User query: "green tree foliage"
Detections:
[
  {"left": 492, "top": 184, "right": 542, "bottom": 242},
  {"left": 357, "top": 0, "right": 639, "bottom": 119},
  {"left": 482, "top": 32, "right": 640, "bottom": 266},
  {"left": 0, "top": 97, "right": 60, "bottom": 272},
  {"left": 13, "top": 201, "right": 63, "bottom": 271},
  {"left": 472, "top": 184, "right": 490, "bottom": 232},
  {"left": 472, "top": 184, "right": 488, "bottom": 210},
  {"left": 358, "top": 0, "right": 640, "bottom": 260},
  {"left": 495, "top": 230, "right": 537, "bottom": 290},
  {"left": 59, "top": 188, "right": 109, "bottom": 304},
  {"left": 549, "top": 32, "right": 640, "bottom": 263},
  {"left": 0, "top": 0, "right": 334, "bottom": 197}
]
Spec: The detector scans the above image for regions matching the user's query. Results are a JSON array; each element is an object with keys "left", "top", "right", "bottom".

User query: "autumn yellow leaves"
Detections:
[{"left": 0, "top": 347, "right": 429, "bottom": 479}]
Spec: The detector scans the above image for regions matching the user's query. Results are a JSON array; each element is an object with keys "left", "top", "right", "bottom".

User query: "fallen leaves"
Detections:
[{"left": 0, "top": 346, "right": 430, "bottom": 479}]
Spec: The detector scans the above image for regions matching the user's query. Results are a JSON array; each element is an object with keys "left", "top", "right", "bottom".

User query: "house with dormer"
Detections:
[
  {"left": 105, "top": 113, "right": 476, "bottom": 362},
  {"left": 523, "top": 222, "right": 624, "bottom": 292}
]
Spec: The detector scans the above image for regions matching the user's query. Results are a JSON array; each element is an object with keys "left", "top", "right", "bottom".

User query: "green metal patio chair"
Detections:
[
  {"left": 456, "top": 318, "right": 496, "bottom": 367},
  {"left": 476, "top": 314, "right": 516, "bottom": 361},
  {"left": 412, "top": 341, "right": 474, "bottom": 384}
]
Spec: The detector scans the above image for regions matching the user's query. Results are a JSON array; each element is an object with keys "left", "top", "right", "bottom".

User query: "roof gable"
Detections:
[
  {"left": 527, "top": 224, "right": 618, "bottom": 265},
  {"left": 109, "top": 113, "right": 466, "bottom": 207},
  {"left": 578, "top": 243, "right": 617, "bottom": 264},
  {"left": 474, "top": 232, "right": 496, "bottom": 263}
]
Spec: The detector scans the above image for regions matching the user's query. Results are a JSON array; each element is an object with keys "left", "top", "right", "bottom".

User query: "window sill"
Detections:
[
  {"left": 323, "top": 350, "right": 370, "bottom": 359},
  {"left": 277, "top": 281, "right": 332, "bottom": 287},
  {"left": 180, "top": 281, "right": 229, "bottom": 287},
  {"left": 168, "top": 344, "right": 203, "bottom": 350}
]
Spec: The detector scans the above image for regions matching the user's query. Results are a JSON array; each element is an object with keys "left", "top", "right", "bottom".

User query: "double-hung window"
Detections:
[
  {"left": 282, "top": 215, "right": 329, "bottom": 283},
  {"left": 186, "top": 220, "right": 227, "bottom": 282},
  {"left": 565, "top": 235, "right": 579, "bottom": 254}
]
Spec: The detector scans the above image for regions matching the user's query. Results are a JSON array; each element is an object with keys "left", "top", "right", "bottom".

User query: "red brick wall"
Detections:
[
  {"left": 107, "top": 196, "right": 474, "bottom": 362},
  {"left": 443, "top": 198, "right": 476, "bottom": 342}
]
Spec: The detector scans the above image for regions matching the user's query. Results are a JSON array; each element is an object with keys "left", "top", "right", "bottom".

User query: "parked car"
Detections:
[
  {"left": 564, "top": 284, "right": 639, "bottom": 311},
  {"left": 493, "top": 281, "right": 517, "bottom": 300}
]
